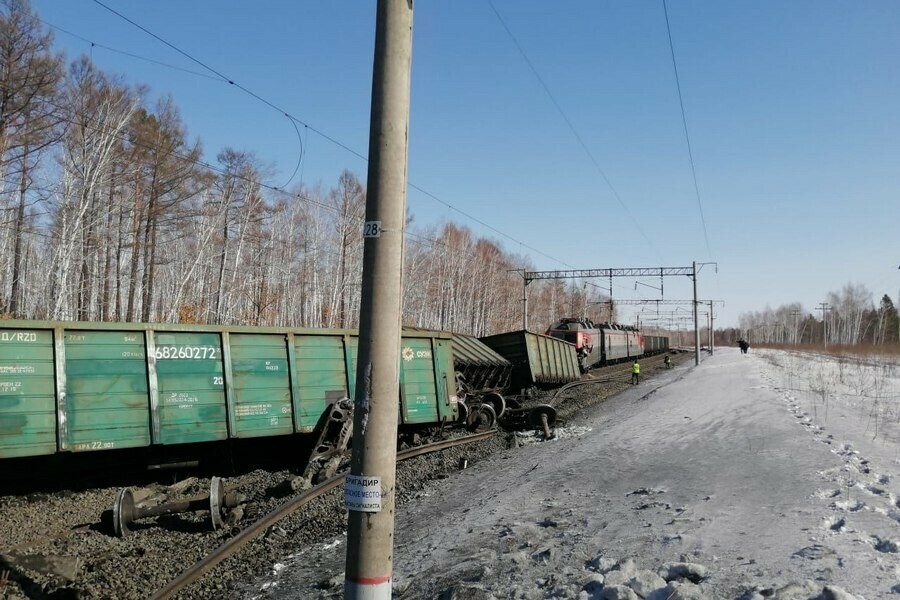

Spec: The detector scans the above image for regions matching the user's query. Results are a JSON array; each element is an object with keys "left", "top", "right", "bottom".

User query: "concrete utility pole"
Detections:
[
  {"left": 817, "top": 302, "right": 832, "bottom": 349},
  {"left": 344, "top": 1, "right": 413, "bottom": 598},
  {"left": 522, "top": 269, "right": 529, "bottom": 331},
  {"left": 506, "top": 269, "right": 529, "bottom": 331},
  {"left": 692, "top": 261, "right": 700, "bottom": 365},
  {"left": 708, "top": 300, "right": 714, "bottom": 355}
]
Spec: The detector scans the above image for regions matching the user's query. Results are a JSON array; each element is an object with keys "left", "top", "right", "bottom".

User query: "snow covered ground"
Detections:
[{"left": 244, "top": 347, "right": 900, "bottom": 599}]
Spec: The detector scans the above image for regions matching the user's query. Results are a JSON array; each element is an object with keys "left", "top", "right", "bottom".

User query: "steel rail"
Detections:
[
  {"left": 550, "top": 354, "right": 676, "bottom": 404},
  {"left": 549, "top": 378, "right": 621, "bottom": 404},
  {"left": 149, "top": 430, "right": 497, "bottom": 600}
]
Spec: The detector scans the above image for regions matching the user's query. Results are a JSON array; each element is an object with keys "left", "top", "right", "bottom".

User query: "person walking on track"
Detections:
[
  {"left": 631, "top": 360, "right": 640, "bottom": 385},
  {"left": 664, "top": 355, "right": 671, "bottom": 369}
]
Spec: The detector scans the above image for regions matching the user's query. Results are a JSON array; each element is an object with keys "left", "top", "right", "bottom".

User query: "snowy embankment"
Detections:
[{"left": 245, "top": 348, "right": 900, "bottom": 600}]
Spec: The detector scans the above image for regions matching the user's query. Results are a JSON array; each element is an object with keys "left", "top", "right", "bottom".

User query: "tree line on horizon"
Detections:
[
  {"left": 722, "top": 283, "right": 899, "bottom": 349},
  {"left": 0, "top": 0, "right": 623, "bottom": 337}
]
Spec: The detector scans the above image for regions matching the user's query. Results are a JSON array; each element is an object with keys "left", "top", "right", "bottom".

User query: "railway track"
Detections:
[
  {"left": 550, "top": 352, "right": 678, "bottom": 405},
  {"left": 150, "top": 430, "right": 497, "bottom": 600},
  {"left": 0, "top": 351, "right": 679, "bottom": 599}
]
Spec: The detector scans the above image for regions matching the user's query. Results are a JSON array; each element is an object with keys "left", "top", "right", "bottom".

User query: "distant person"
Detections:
[
  {"left": 631, "top": 360, "right": 640, "bottom": 385},
  {"left": 664, "top": 355, "right": 671, "bottom": 369},
  {"left": 739, "top": 339, "right": 749, "bottom": 354}
]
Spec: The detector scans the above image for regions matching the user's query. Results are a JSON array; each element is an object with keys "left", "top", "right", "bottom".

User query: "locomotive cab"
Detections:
[{"left": 545, "top": 318, "right": 602, "bottom": 372}]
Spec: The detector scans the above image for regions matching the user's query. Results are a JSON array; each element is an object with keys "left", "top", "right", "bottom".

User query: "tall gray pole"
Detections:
[
  {"left": 692, "top": 261, "right": 700, "bottom": 365},
  {"left": 817, "top": 302, "right": 829, "bottom": 349},
  {"left": 344, "top": 1, "right": 413, "bottom": 598},
  {"left": 708, "top": 301, "right": 714, "bottom": 355},
  {"left": 522, "top": 270, "right": 528, "bottom": 331}
]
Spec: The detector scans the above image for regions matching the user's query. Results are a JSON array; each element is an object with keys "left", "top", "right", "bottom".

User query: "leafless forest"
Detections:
[
  {"left": 4, "top": 0, "right": 895, "bottom": 347},
  {"left": 0, "top": 0, "right": 618, "bottom": 336},
  {"left": 732, "top": 284, "right": 899, "bottom": 348}
]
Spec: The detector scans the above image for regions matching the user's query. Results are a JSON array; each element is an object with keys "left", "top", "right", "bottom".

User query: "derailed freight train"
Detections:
[
  {"left": 0, "top": 317, "right": 646, "bottom": 483},
  {"left": 0, "top": 320, "right": 575, "bottom": 480},
  {"left": 0, "top": 320, "right": 469, "bottom": 480},
  {"left": 545, "top": 318, "right": 669, "bottom": 371}
]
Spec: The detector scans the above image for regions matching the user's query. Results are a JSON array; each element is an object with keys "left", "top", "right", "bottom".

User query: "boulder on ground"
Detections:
[
  {"left": 604, "top": 558, "right": 640, "bottom": 586},
  {"left": 820, "top": 585, "right": 858, "bottom": 600},
  {"left": 439, "top": 583, "right": 497, "bottom": 600},
  {"left": 580, "top": 573, "right": 605, "bottom": 595},
  {"left": 625, "top": 570, "right": 668, "bottom": 598},
  {"left": 647, "top": 581, "right": 708, "bottom": 600},
  {"left": 769, "top": 580, "right": 820, "bottom": 600},
  {"left": 598, "top": 585, "right": 640, "bottom": 600},
  {"left": 656, "top": 562, "right": 707, "bottom": 583},
  {"left": 588, "top": 555, "right": 618, "bottom": 573}
]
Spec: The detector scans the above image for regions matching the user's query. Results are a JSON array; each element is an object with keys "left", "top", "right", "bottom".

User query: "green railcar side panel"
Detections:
[
  {"left": 64, "top": 330, "right": 150, "bottom": 452},
  {"left": 536, "top": 335, "right": 549, "bottom": 381},
  {"left": 293, "top": 335, "right": 349, "bottom": 433},
  {"left": 432, "top": 338, "right": 457, "bottom": 421},
  {"left": 480, "top": 330, "right": 579, "bottom": 389},
  {"left": 525, "top": 334, "right": 540, "bottom": 382},
  {"left": 154, "top": 332, "right": 226, "bottom": 444},
  {"left": 230, "top": 334, "right": 292, "bottom": 438},
  {"left": 399, "top": 337, "right": 439, "bottom": 424},
  {"left": 346, "top": 337, "right": 359, "bottom": 401},
  {"left": 0, "top": 329, "right": 56, "bottom": 458}
]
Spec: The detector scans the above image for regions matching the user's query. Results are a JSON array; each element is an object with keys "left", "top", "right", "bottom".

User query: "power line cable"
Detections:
[
  {"left": 485, "top": 0, "right": 661, "bottom": 258},
  {"left": 42, "top": 19, "right": 223, "bottom": 81},
  {"left": 38, "top": 97, "right": 543, "bottom": 277},
  {"left": 88, "top": 0, "right": 304, "bottom": 190},
  {"left": 281, "top": 116, "right": 304, "bottom": 189},
  {"left": 661, "top": 0, "right": 713, "bottom": 261},
  {"left": 87, "top": 0, "right": 572, "bottom": 268},
  {"left": 407, "top": 182, "right": 572, "bottom": 267},
  {"left": 90, "top": 0, "right": 232, "bottom": 85},
  {"left": 47, "top": 16, "right": 304, "bottom": 190}
]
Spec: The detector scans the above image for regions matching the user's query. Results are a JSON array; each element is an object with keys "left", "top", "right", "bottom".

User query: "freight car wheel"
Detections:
[
  {"left": 483, "top": 392, "right": 506, "bottom": 419},
  {"left": 456, "top": 400, "right": 470, "bottom": 425},
  {"left": 455, "top": 371, "right": 469, "bottom": 400},
  {"left": 466, "top": 403, "right": 496, "bottom": 432},
  {"left": 528, "top": 405, "right": 557, "bottom": 429},
  {"left": 113, "top": 487, "right": 135, "bottom": 538},
  {"left": 209, "top": 476, "right": 225, "bottom": 531}
]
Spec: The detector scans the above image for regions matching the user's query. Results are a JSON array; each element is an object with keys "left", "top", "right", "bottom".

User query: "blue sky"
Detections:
[{"left": 32, "top": 1, "right": 900, "bottom": 327}]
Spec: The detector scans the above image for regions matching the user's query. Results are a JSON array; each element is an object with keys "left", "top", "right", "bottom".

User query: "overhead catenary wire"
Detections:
[
  {"left": 661, "top": 0, "right": 713, "bottom": 262},
  {"left": 485, "top": 0, "right": 662, "bottom": 260},
  {"left": 86, "top": 1, "right": 306, "bottom": 191},
  {"left": 86, "top": 0, "right": 572, "bottom": 268},
  {"left": 42, "top": 19, "right": 222, "bottom": 81}
]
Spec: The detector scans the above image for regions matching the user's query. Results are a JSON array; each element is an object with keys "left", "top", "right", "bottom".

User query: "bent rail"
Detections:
[{"left": 150, "top": 430, "right": 497, "bottom": 600}]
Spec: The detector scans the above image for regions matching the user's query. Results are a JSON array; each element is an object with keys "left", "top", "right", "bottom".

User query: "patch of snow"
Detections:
[
  {"left": 515, "top": 425, "right": 592, "bottom": 445},
  {"left": 247, "top": 348, "right": 899, "bottom": 599}
]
